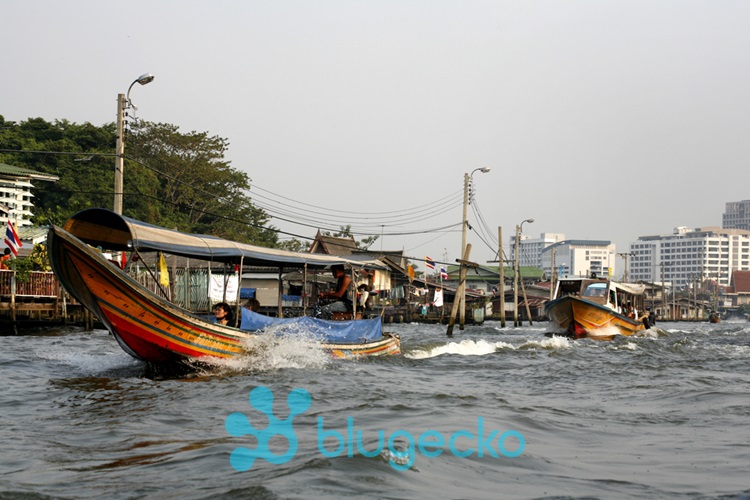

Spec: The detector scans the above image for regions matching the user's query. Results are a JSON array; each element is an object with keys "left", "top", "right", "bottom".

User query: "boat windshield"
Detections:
[{"left": 583, "top": 283, "right": 607, "bottom": 297}]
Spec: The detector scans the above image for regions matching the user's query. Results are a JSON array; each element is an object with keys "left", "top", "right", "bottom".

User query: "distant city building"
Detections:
[
  {"left": 510, "top": 232, "right": 565, "bottom": 269},
  {"left": 629, "top": 226, "right": 750, "bottom": 288},
  {"left": 723, "top": 199, "right": 750, "bottom": 231},
  {"left": 0, "top": 163, "right": 58, "bottom": 228},
  {"left": 540, "top": 240, "right": 616, "bottom": 278}
]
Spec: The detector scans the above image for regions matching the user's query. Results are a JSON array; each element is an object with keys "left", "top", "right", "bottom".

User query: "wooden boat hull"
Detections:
[
  {"left": 546, "top": 295, "right": 646, "bottom": 339},
  {"left": 48, "top": 226, "right": 400, "bottom": 363}
]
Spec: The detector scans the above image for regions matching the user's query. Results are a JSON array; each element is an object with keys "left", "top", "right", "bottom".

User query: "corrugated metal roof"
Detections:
[
  {"left": 731, "top": 271, "right": 750, "bottom": 293},
  {"left": 0, "top": 163, "right": 59, "bottom": 181}
]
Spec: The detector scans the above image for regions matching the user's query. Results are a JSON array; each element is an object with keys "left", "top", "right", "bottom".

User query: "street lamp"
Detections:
[
  {"left": 617, "top": 252, "right": 634, "bottom": 282},
  {"left": 461, "top": 167, "right": 491, "bottom": 259},
  {"left": 114, "top": 73, "right": 155, "bottom": 214},
  {"left": 459, "top": 167, "right": 490, "bottom": 327},
  {"left": 514, "top": 218, "right": 534, "bottom": 326}
]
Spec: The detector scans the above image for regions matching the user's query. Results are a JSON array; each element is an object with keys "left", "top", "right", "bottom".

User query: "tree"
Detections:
[
  {"left": 278, "top": 238, "right": 311, "bottom": 252},
  {"left": 0, "top": 115, "right": 279, "bottom": 248},
  {"left": 322, "top": 225, "right": 379, "bottom": 250},
  {"left": 126, "top": 121, "right": 278, "bottom": 246},
  {"left": 0, "top": 116, "right": 115, "bottom": 225}
]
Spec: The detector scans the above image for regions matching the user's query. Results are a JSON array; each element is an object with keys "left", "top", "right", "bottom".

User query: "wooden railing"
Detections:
[{"left": 0, "top": 270, "right": 60, "bottom": 298}]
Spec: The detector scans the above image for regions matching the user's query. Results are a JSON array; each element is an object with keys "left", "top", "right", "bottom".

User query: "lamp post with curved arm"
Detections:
[
  {"left": 514, "top": 218, "right": 534, "bottom": 326},
  {"left": 114, "top": 73, "right": 155, "bottom": 215},
  {"left": 458, "top": 167, "right": 490, "bottom": 328}
]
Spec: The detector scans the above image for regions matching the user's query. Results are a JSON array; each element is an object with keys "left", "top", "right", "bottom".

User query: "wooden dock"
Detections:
[{"left": 0, "top": 270, "right": 90, "bottom": 333}]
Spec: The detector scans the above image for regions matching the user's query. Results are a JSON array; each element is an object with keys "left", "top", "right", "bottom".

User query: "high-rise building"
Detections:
[
  {"left": 541, "top": 240, "right": 616, "bottom": 278},
  {"left": 723, "top": 199, "right": 750, "bottom": 231},
  {"left": 629, "top": 226, "right": 750, "bottom": 288},
  {"left": 0, "top": 163, "right": 58, "bottom": 228},
  {"left": 510, "top": 232, "right": 565, "bottom": 270}
]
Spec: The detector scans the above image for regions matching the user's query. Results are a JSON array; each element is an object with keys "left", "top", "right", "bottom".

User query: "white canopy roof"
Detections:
[{"left": 63, "top": 208, "right": 386, "bottom": 270}]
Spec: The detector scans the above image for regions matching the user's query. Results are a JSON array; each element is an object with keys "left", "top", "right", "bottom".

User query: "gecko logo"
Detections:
[
  {"left": 225, "top": 386, "right": 311, "bottom": 471},
  {"left": 226, "top": 386, "right": 525, "bottom": 472}
]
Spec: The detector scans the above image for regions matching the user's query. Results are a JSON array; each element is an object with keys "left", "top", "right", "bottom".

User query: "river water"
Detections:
[{"left": 1, "top": 321, "right": 749, "bottom": 499}]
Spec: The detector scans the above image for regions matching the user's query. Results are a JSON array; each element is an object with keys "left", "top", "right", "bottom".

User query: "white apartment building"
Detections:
[
  {"left": 0, "top": 163, "right": 58, "bottom": 228},
  {"left": 723, "top": 199, "right": 750, "bottom": 231},
  {"left": 540, "top": 240, "right": 616, "bottom": 278},
  {"left": 510, "top": 232, "right": 565, "bottom": 269},
  {"left": 629, "top": 226, "right": 750, "bottom": 289}
]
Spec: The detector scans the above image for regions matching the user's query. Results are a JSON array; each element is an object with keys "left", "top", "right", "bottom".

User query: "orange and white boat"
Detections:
[
  {"left": 48, "top": 208, "right": 400, "bottom": 364},
  {"left": 545, "top": 276, "right": 650, "bottom": 339}
]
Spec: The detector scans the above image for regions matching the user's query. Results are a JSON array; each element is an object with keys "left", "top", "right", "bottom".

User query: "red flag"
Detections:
[{"left": 4, "top": 220, "right": 22, "bottom": 256}]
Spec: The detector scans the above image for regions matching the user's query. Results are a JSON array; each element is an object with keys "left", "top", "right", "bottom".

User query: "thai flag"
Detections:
[
  {"left": 425, "top": 256, "right": 435, "bottom": 270},
  {"left": 4, "top": 220, "right": 22, "bottom": 256},
  {"left": 440, "top": 267, "right": 449, "bottom": 280}
]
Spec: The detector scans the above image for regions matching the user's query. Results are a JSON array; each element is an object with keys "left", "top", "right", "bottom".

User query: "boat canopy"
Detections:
[
  {"left": 610, "top": 281, "right": 646, "bottom": 295},
  {"left": 62, "top": 208, "right": 386, "bottom": 269}
]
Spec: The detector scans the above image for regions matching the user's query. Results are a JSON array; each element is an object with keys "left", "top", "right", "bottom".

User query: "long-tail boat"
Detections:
[
  {"left": 47, "top": 208, "right": 400, "bottom": 364},
  {"left": 545, "top": 276, "right": 650, "bottom": 339}
]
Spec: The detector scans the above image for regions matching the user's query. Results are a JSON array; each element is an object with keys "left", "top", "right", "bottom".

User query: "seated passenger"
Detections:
[
  {"left": 318, "top": 265, "right": 353, "bottom": 317},
  {"left": 213, "top": 302, "right": 234, "bottom": 326}
]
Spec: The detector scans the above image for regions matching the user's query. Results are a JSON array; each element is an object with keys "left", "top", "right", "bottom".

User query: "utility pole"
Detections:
[
  {"left": 661, "top": 262, "right": 668, "bottom": 320},
  {"left": 513, "top": 224, "right": 520, "bottom": 327},
  {"left": 498, "top": 226, "right": 506, "bottom": 328},
  {"left": 513, "top": 218, "right": 533, "bottom": 326},
  {"left": 460, "top": 173, "right": 469, "bottom": 328},
  {"left": 617, "top": 252, "right": 633, "bottom": 282},
  {"left": 550, "top": 247, "right": 556, "bottom": 301},
  {"left": 113, "top": 73, "right": 155, "bottom": 215},
  {"left": 114, "top": 93, "right": 127, "bottom": 214}
]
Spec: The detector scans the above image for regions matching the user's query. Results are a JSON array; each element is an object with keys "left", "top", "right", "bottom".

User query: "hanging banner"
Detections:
[{"left": 209, "top": 274, "right": 239, "bottom": 302}]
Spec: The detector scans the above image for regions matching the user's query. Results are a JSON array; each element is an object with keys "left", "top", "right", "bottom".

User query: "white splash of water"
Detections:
[
  {"left": 405, "top": 339, "right": 515, "bottom": 359},
  {"left": 585, "top": 325, "right": 622, "bottom": 340},
  {"left": 518, "top": 335, "right": 572, "bottom": 350},
  {"left": 636, "top": 328, "right": 662, "bottom": 339},
  {"left": 197, "top": 331, "right": 332, "bottom": 373}
]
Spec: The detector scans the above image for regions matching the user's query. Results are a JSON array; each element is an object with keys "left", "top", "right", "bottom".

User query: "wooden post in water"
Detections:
[
  {"left": 550, "top": 247, "right": 556, "bottom": 301},
  {"left": 447, "top": 244, "right": 471, "bottom": 336},
  {"left": 520, "top": 269, "right": 533, "bottom": 326},
  {"left": 498, "top": 227, "right": 506, "bottom": 328},
  {"left": 10, "top": 270, "right": 18, "bottom": 335}
]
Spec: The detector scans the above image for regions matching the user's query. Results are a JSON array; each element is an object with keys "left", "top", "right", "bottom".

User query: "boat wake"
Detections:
[
  {"left": 190, "top": 331, "right": 332, "bottom": 373},
  {"left": 406, "top": 339, "right": 514, "bottom": 359},
  {"left": 405, "top": 334, "right": 574, "bottom": 359}
]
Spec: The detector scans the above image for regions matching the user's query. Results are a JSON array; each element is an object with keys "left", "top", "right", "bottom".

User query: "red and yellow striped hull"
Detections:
[
  {"left": 48, "top": 226, "right": 399, "bottom": 363},
  {"left": 546, "top": 295, "right": 646, "bottom": 339}
]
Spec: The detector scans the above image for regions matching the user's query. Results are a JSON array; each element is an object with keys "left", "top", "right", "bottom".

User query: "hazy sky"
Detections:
[{"left": 3, "top": 1, "right": 749, "bottom": 270}]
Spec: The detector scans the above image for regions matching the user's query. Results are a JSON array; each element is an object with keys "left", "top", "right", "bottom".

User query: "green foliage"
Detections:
[
  {"left": 278, "top": 238, "right": 311, "bottom": 252},
  {"left": 0, "top": 115, "right": 279, "bottom": 247},
  {"left": 322, "top": 225, "right": 379, "bottom": 250},
  {"left": 28, "top": 243, "right": 51, "bottom": 272},
  {"left": 1, "top": 244, "right": 51, "bottom": 282}
]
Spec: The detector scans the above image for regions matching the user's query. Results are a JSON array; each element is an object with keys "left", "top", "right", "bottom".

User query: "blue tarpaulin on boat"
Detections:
[{"left": 240, "top": 309, "right": 382, "bottom": 344}]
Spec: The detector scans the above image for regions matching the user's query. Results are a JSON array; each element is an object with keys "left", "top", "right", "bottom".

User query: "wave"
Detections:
[
  {"left": 405, "top": 339, "right": 513, "bottom": 359},
  {"left": 406, "top": 335, "right": 574, "bottom": 359}
]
